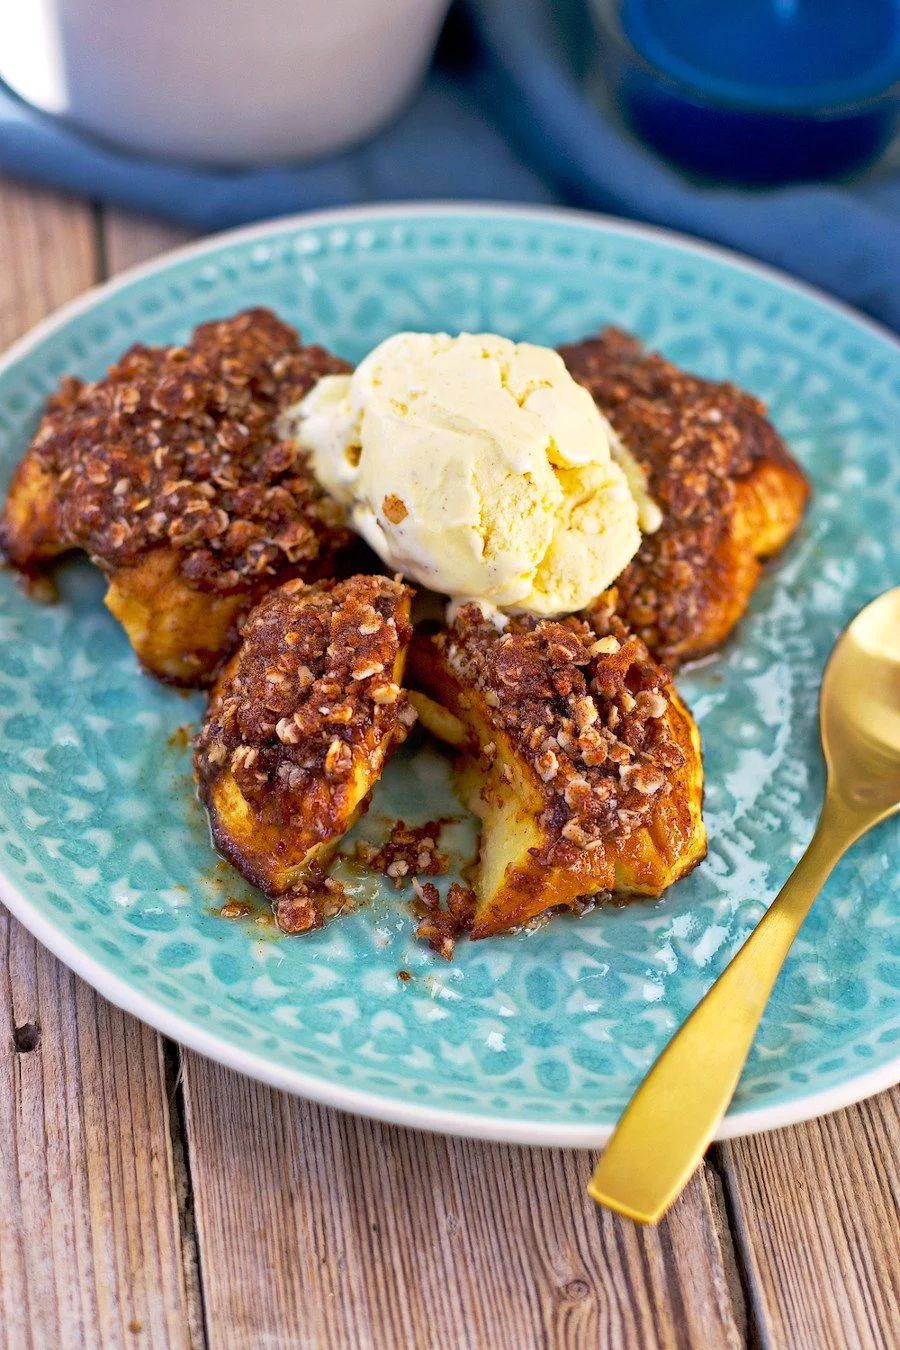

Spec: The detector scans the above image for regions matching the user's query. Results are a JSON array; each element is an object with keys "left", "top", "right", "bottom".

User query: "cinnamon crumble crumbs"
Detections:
[
  {"left": 382, "top": 494, "right": 408, "bottom": 524},
  {"left": 435, "top": 602, "right": 685, "bottom": 865},
  {"left": 194, "top": 573, "right": 415, "bottom": 823},
  {"left": 16, "top": 571, "right": 59, "bottom": 603},
  {"left": 274, "top": 872, "right": 347, "bottom": 934},
  {"left": 218, "top": 900, "right": 254, "bottom": 919},
  {"left": 14, "top": 308, "right": 352, "bottom": 588},
  {"left": 411, "top": 879, "right": 477, "bottom": 960},
  {"left": 559, "top": 327, "right": 806, "bottom": 664},
  {"left": 354, "top": 820, "right": 451, "bottom": 889}
]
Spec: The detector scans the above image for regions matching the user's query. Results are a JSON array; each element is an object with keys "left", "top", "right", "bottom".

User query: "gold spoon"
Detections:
[{"left": 588, "top": 587, "right": 900, "bottom": 1224}]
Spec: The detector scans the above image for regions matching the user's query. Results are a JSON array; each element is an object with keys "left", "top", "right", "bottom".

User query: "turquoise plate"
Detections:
[{"left": 1, "top": 206, "right": 898, "bottom": 1146}]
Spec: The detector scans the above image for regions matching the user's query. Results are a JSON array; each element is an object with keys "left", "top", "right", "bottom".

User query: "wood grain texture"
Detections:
[
  {"left": 0, "top": 184, "right": 192, "bottom": 1350},
  {"left": 182, "top": 1055, "right": 746, "bottom": 1350},
  {"left": 0, "top": 913, "right": 191, "bottom": 1350},
  {"left": 721, "top": 1088, "right": 900, "bottom": 1350},
  {"left": 103, "top": 213, "right": 195, "bottom": 275},
  {"left": 0, "top": 183, "right": 96, "bottom": 345}
]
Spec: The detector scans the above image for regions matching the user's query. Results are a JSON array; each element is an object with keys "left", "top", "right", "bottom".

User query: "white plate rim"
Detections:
[{"left": 0, "top": 199, "right": 897, "bottom": 1149}]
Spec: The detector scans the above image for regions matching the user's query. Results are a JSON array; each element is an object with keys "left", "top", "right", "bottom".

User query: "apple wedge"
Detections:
[
  {"left": 195, "top": 574, "right": 415, "bottom": 930},
  {"left": 560, "top": 327, "right": 810, "bottom": 666},
  {"left": 0, "top": 308, "right": 353, "bottom": 685},
  {"left": 410, "top": 605, "right": 706, "bottom": 938}
]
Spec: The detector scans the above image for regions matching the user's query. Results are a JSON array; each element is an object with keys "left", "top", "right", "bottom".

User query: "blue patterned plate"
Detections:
[{"left": 1, "top": 206, "right": 898, "bottom": 1146}]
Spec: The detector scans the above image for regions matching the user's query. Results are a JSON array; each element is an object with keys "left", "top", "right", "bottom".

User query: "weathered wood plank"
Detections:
[
  {"left": 0, "top": 916, "right": 192, "bottom": 1350},
  {"left": 0, "top": 185, "right": 96, "bottom": 339},
  {"left": 0, "top": 183, "right": 191, "bottom": 1350},
  {"left": 181, "top": 1057, "right": 745, "bottom": 1350},
  {"left": 721, "top": 1088, "right": 900, "bottom": 1350},
  {"left": 103, "top": 213, "right": 195, "bottom": 275}
]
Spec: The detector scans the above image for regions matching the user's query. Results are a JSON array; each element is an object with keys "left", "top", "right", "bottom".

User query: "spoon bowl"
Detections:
[{"left": 821, "top": 588, "right": 900, "bottom": 814}]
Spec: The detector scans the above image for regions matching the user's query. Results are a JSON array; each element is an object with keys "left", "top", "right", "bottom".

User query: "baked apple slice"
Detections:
[
  {"left": 195, "top": 574, "right": 416, "bottom": 931},
  {"left": 1, "top": 309, "right": 352, "bottom": 684},
  {"left": 410, "top": 604, "right": 706, "bottom": 938},
  {"left": 559, "top": 328, "right": 810, "bottom": 666}
]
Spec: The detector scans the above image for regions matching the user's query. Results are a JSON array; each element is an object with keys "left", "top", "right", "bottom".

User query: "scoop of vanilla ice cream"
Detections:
[{"left": 286, "top": 331, "right": 641, "bottom": 615}]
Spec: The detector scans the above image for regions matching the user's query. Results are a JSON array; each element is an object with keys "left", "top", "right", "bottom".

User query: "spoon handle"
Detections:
[{"left": 588, "top": 792, "right": 865, "bottom": 1224}]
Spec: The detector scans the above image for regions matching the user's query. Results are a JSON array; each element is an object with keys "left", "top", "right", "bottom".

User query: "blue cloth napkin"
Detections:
[{"left": 2, "top": 0, "right": 899, "bottom": 331}]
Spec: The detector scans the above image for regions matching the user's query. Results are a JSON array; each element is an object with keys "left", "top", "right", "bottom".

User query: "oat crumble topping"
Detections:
[
  {"left": 194, "top": 573, "right": 415, "bottom": 822},
  {"left": 23, "top": 308, "right": 352, "bottom": 589},
  {"left": 559, "top": 327, "right": 804, "bottom": 663},
  {"left": 382, "top": 494, "right": 409, "bottom": 524},
  {"left": 354, "top": 820, "right": 451, "bottom": 888},
  {"left": 411, "top": 880, "right": 477, "bottom": 960},
  {"left": 273, "top": 870, "right": 348, "bottom": 935},
  {"left": 434, "top": 603, "right": 685, "bottom": 865}
]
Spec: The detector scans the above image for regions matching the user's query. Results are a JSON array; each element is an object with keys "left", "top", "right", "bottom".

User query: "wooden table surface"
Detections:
[{"left": 1, "top": 181, "right": 898, "bottom": 1350}]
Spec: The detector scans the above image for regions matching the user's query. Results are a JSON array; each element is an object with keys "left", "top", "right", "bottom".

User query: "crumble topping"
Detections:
[
  {"left": 194, "top": 573, "right": 416, "bottom": 819},
  {"left": 382, "top": 494, "right": 408, "bottom": 524},
  {"left": 354, "top": 819, "right": 451, "bottom": 888},
  {"left": 559, "top": 327, "right": 800, "bottom": 663},
  {"left": 26, "top": 308, "right": 352, "bottom": 589},
  {"left": 435, "top": 603, "right": 685, "bottom": 865},
  {"left": 273, "top": 870, "right": 347, "bottom": 935},
  {"left": 218, "top": 900, "right": 254, "bottom": 920},
  {"left": 411, "top": 880, "right": 477, "bottom": 960}
]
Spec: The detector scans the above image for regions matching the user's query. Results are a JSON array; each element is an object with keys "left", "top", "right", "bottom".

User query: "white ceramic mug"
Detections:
[{"left": 0, "top": 0, "right": 452, "bottom": 164}]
